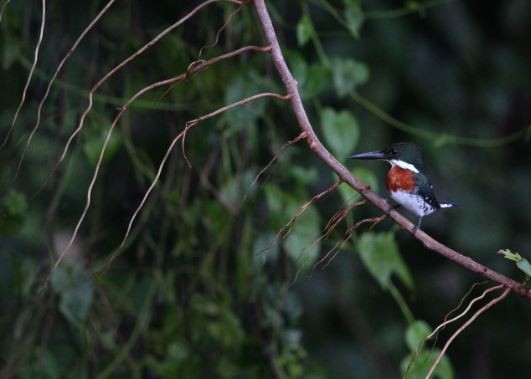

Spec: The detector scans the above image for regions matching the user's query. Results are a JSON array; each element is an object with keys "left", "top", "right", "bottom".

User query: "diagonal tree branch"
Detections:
[{"left": 252, "top": 0, "right": 531, "bottom": 299}]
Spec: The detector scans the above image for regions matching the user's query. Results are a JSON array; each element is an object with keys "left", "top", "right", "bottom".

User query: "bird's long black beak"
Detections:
[{"left": 349, "top": 150, "right": 388, "bottom": 160}]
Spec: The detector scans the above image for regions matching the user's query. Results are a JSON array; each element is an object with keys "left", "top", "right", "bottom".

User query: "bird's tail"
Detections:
[{"left": 440, "top": 202, "right": 457, "bottom": 209}]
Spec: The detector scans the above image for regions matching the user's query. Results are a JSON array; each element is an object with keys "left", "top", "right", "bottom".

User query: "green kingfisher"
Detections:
[{"left": 350, "top": 142, "right": 455, "bottom": 232}]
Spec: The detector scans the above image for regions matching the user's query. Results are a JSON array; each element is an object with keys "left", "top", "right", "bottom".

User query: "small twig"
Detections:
[
  {"left": 0, "top": 0, "right": 45, "bottom": 150},
  {"left": 245, "top": 131, "right": 307, "bottom": 200},
  {"left": 313, "top": 199, "right": 366, "bottom": 269},
  {"left": 315, "top": 240, "right": 343, "bottom": 270},
  {"left": 278, "top": 180, "right": 341, "bottom": 240},
  {"left": 323, "top": 199, "right": 365, "bottom": 235},
  {"left": 428, "top": 282, "right": 495, "bottom": 341},
  {"left": 14, "top": 0, "right": 117, "bottom": 180},
  {"left": 425, "top": 287, "right": 510, "bottom": 379},
  {"left": 441, "top": 281, "right": 490, "bottom": 324},
  {"left": 161, "top": 2, "right": 245, "bottom": 99},
  {"left": 256, "top": 179, "right": 341, "bottom": 263},
  {"left": 197, "top": 3, "right": 243, "bottom": 59}
]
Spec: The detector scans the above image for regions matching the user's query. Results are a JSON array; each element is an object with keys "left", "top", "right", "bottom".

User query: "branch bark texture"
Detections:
[{"left": 252, "top": 0, "right": 531, "bottom": 299}]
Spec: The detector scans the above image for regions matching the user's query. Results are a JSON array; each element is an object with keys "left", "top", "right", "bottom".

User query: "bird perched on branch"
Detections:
[{"left": 350, "top": 142, "right": 456, "bottom": 233}]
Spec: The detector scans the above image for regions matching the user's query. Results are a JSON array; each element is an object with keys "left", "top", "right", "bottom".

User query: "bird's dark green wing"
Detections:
[{"left": 414, "top": 172, "right": 441, "bottom": 209}]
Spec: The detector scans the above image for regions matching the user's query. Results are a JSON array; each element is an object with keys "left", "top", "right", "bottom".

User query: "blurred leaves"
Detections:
[
  {"left": 287, "top": 51, "right": 331, "bottom": 99},
  {"left": 343, "top": 0, "right": 365, "bottom": 38},
  {"left": 224, "top": 72, "right": 275, "bottom": 132},
  {"left": 82, "top": 119, "right": 122, "bottom": 166},
  {"left": 401, "top": 321, "right": 454, "bottom": 379},
  {"left": 357, "top": 232, "right": 414, "bottom": 290},
  {"left": 296, "top": 15, "right": 313, "bottom": 47},
  {"left": 189, "top": 294, "right": 244, "bottom": 350},
  {"left": 401, "top": 349, "right": 454, "bottom": 379},
  {"left": 219, "top": 169, "right": 257, "bottom": 211},
  {"left": 0, "top": 190, "right": 27, "bottom": 235},
  {"left": 336, "top": 167, "right": 378, "bottom": 206},
  {"left": 51, "top": 264, "right": 94, "bottom": 328},
  {"left": 331, "top": 58, "right": 370, "bottom": 97},
  {"left": 320, "top": 107, "right": 359, "bottom": 160},
  {"left": 405, "top": 319, "right": 431, "bottom": 351},
  {"left": 265, "top": 183, "right": 322, "bottom": 270},
  {"left": 284, "top": 202, "right": 321, "bottom": 271}
]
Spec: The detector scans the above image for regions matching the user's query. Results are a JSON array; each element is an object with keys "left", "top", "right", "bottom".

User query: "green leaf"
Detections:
[
  {"left": 299, "top": 63, "right": 330, "bottom": 100},
  {"left": 225, "top": 72, "right": 274, "bottom": 131},
  {"left": 290, "top": 165, "right": 318, "bottom": 186},
  {"left": 1, "top": 35, "right": 21, "bottom": 70},
  {"left": 82, "top": 125, "right": 122, "bottom": 167},
  {"left": 498, "top": 249, "right": 531, "bottom": 277},
  {"left": 336, "top": 168, "right": 378, "bottom": 206},
  {"left": 517, "top": 259, "right": 531, "bottom": 278},
  {"left": 253, "top": 233, "right": 280, "bottom": 266},
  {"left": 25, "top": 348, "right": 60, "bottom": 379},
  {"left": 286, "top": 51, "right": 308, "bottom": 85},
  {"left": 331, "top": 58, "right": 370, "bottom": 97},
  {"left": 284, "top": 203, "right": 321, "bottom": 271},
  {"left": 401, "top": 350, "right": 454, "bottom": 379},
  {"left": 343, "top": 0, "right": 364, "bottom": 38},
  {"left": 405, "top": 320, "right": 432, "bottom": 351},
  {"left": 357, "top": 232, "right": 414, "bottom": 289},
  {"left": 218, "top": 169, "right": 257, "bottom": 210},
  {"left": 0, "top": 190, "right": 27, "bottom": 235},
  {"left": 320, "top": 107, "right": 359, "bottom": 160},
  {"left": 406, "top": 1, "right": 421, "bottom": 12},
  {"left": 296, "top": 16, "right": 313, "bottom": 47},
  {"left": 264, "top": 183, "right": 285, "bottom": 222},
  {"left": 51, "top": 265, "right": 94, "bottom": 328}
]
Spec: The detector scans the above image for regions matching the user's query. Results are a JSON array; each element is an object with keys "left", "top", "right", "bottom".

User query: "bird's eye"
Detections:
[{"left": 391, "top": 149, "right": 397, "bottom": 155}]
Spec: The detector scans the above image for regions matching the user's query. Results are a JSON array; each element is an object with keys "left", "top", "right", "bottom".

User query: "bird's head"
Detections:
[{"left": 350, "top": 142, "right": 423, "bottom": 172}]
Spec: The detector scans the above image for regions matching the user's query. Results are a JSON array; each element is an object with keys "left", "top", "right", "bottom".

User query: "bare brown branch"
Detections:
[
  {"left": 252, "top": 0, "right": 531, "bottom": 299},
  {"left": 428, "top": 283, "right": 499, "bottom": 342}
]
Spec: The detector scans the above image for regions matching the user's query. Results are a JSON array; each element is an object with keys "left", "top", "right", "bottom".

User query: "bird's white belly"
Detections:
[{"left": 390, "top": 191, "right": 435, "bottom": 217}]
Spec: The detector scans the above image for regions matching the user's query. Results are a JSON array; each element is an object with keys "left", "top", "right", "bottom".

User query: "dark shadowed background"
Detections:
[{"left": 1, "top": 0, "right": 530, "bottom": 378}]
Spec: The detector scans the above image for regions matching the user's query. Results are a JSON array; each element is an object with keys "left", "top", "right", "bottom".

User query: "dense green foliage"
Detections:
[{"left": 1, "top": 0, "right": 530, "bottom": 378}]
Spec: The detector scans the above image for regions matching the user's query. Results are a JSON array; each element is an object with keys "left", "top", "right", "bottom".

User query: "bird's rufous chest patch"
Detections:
[{"left": 386, "top": 166, "right": 416, "bottom": 192}]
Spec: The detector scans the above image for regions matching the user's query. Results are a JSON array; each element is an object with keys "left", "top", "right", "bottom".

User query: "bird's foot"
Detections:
[{"left": 411, "top": 217, "right": 423, "bottom": 235}]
